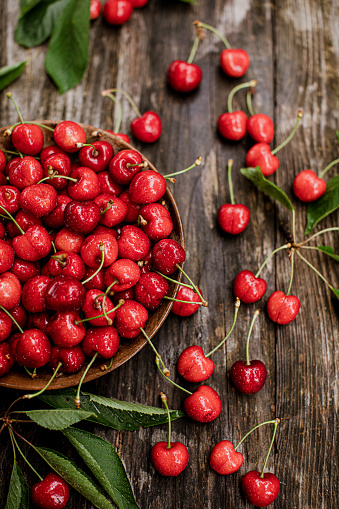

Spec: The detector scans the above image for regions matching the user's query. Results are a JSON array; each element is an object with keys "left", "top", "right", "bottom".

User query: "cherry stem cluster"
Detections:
[
  {"left": 194, "top": 20, "right": 231, "bottom": 49},
  {"left": 206, "top": 298, "right": 240, "bottom": 357},
  {"left": 155, "top": 357, "right": 192, "bottom": 395}
]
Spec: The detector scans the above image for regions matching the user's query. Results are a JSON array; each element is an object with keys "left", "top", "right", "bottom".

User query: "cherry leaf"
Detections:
[
  {"left": 39, "top": 388, "right": 184, "bottom": 430},
  {"left": 35, "top": 447, "right": 115, "bottom": 509},
  {"left": 305, "top": 176, "right": 339, "bottom": 235},
  {"left": 240, "top": 167, "right": 294, "bottom": 211},
  {"left": 45, "top": 0, "right": 90, "bottom": 93},
  {"left": 180, "top": 0, "right": 198, "bottom": 4},
  {"left": 16, "top": 0, "right": 70, "bottom": 48},
  {"left": 4, "top": 462, "right": 29, "bottom": 509},
  {"left": 63, "top": 428, "right": 140, "bottom": 509},
  {"left": 316, "top": 246, "right": 339, "bottom": 262},
  {"left": 23, "top": 409, "right": 95, "bottom": 430},
  {"left": 0, "top": 62, "right": 27, "bottom": 92}
]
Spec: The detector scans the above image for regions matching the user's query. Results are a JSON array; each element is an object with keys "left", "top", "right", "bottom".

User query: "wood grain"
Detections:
[{"left": 0, "top": 1, "right": 338, "bottom": 508}]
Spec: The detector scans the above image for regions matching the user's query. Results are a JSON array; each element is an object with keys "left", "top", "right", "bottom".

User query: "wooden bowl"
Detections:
[{"left": 0, "top": 121, "right": 184, "bottom": 390}]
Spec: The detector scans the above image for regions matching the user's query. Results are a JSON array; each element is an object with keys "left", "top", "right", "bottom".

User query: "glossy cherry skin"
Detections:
[
  {"left": 217, "top": 204, "right": 250, "bottom": 235},
  {"left": 119, "top": 189, "right": 142, "bottom": 223},
  {"left": 54, "top": 120, "right": 87, "bottom": 153},
  {"left": 220, "top": 48, "right": 250, "bottom": 77},
  {"left": 13, "top": 329, "right": 51, "bottom": 368},
  {"left": 68, "top": 167, "right": 100, "bottom": 201},
  {"left": 246, "top": 143, "right": 279, "bottom": 177},
  {"left": 0, "top": 239, "right": 14, "bottom": 273},
  {"left": 114, "top": 300, "right": 148, "bottom": 338},
  {"left": 27, "top": 312, "right": 51, "bottom": 335},
  {"left": 167, "top": 60, "right": 202, "bottom": 92},
  {"left": 48, "top": 252, "right": 85, "bottom": 280},
  {"left": 105, "top": 130, "right": 130, "bottom": 144},
  {"left": 0, "top": 311, "right": 12, "bottom": 342},
  {"left": 0, "top": 150, "right": 6, "bottom": 172},
  {"left": 9, "top": 156, "right": 43, "bottom": 190},
  {"left": 45, "top": 275, "right": 87, "bottom": 312},
  {"left": 151, "top": 442, "right": 189, "bottom": 476},
  {"left": 82, "top": 266, "right": 105, "bottom": 291},
  {"left": 0, "top": 185, "right": 21, "bottom": 214},
  {"left": 103, "top": 0, "right": 133, "bottom": 24},
  {"left": 12, "top": 225, "right": 52, "bottom": 262},
  {"left": 19, "top": 183, "right": 57, "bottom": 217},
  {"left": 118, "top": 225, "right": 151, "bottom": 262},
  {"left": 42, "top": 153, "right": 72, "bottom": 190},
  {"left": 49, "top": 311, "right": 86, "bottom": 347},
  {"left": 131, "top": 0, "right": 149, "bottom": 6},
  {"left": 152, "top": 239, "right": 185, "bottom": 275},
  {"left": 293, "top": 170, "right": 326, "bottom": 202},
  {"left": 82, "top": 326, "right": 120, "bottom": 359},
  {"left": 171, "top": 286, "right": 202, "bottom": 316},
  {"left": 230, "top": 360, "right": 267, "bottom": 394},
  {"left": 10, "top": 305, "right": 27, "bottom": 332},
  {"left": 242, "top": 470, "right": 280, "bottom": 507},
  {"left": 109, "top": 149, "right": 143, "bottom": 185},
  {"left": 104, "top": 258, "right": 141, "bottom": 292},
  {"left": 184, "top": 385, "right": 222, "bottom": 423},
  {"left": 267, "top": 291, "right": 300, "bottom": 324},
  {"left": 81, "top": 233, "right": 118, "bottom": 268},
  {"left": 177, "top": 345, "right": 215, "bottom": 382},
  {"left": 0, "top": 342, "right": 14, "bottom": 376},
  {"left": 131, "top": 112, "right": 162, "bottom": 143},
  {"left": 139, "top": 203, "right": 173, "bottom": 241},
  {"left": 129, "top": 169, "right": 166, "bottom": 204},
  {"left": 90, "top": 0, "right": 101, "bottom": 20},
  {"left": 134, "top": 272, "right": 169, "bottom": 310},
  {"left": 21, "top": 275, "right": 50, "bottom": 313},
  {"left": 54, "top": 228, "right": 85, "bottom": 254},
  {"left": 247, "top": 114, "right": 274, "bottom": 144},
  {"left": 43, "top": 195, "right": 72, "bottom": 230},
  {"left": 78, "top": 141, "right": 114, "bottom": 172},
  {"left": 209, "top": 441, "right": 243, "bottom": 475},
  {"left": 95, "top": 194, "right": 127, "bottom": 227},
  {"left": 31, "top": 473, "right": 70, "bottom": 509},
  {"left": 233, "top": 270, "right": 267, "bottom": 303},
  {"left": 64, "top": 200, "right": 101, "bottom": 234},
  {"left": 0, "top": 272, "right": 21, "bottom": 310},
  {"left": 7, "top": 210, "right": 43, "bottom": 238},
  {"left": 50, "top": 345, "right": 85, "bottom": 373},
  {"left": 82, "top": 289, "right": 116, "bottom": 326},
  {"left": 11, "top": 123, "right": 44, "bottom": 156},
  {"left": 40, "top": 145, "right": 67, "bottom": 165},
  {"left": 218, "top": 111, "right": 247, "bottom": 141}
]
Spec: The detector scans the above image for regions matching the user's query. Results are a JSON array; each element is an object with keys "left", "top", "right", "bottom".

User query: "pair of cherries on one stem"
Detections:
[
  {"left": 210, "top": 419, "right": 281, "bottom": 508},
  {"left": 167, "top": 21, "right": 250, "bottom": 93}
]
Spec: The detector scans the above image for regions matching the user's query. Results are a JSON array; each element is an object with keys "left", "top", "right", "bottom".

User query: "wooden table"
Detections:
[{"left": 0, "top": 1, "right": 338, "bottom": 508}]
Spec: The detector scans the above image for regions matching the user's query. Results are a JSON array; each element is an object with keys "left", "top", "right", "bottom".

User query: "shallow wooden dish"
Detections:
[{"left": 0, "top": 121, "right": 184, "bottom": 390}]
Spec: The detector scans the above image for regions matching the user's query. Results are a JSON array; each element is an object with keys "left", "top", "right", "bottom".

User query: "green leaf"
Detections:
[
  {"left": 0, "top": 62, "right": 27, "bottom": 92},
  {"left": 336, "top": 130, "right": 339, "bottom": 144},
  {"left": 45, "top": 0, "right": 90, "bottom": 93},
  {"left": 19, "top": 0, "right": 42, "bottom": 17},
  {"left": 4, "top": 463, "right": 29, "bottom": 509},
  {"left": 23, "top": 409, "right": 95, "bottom": 430},
  {"left": 63, "top": 428, "right": 139, "bottom": 509},
  {"left": 36, "top": 447, "right": 115, "bottom": 509},
  {"left": 39, "top": 388, "right": 184, "bottom": 431},
  {"left": 305, "top": 176, "right": 339, "bottom": 235},
  {"left": 317, "top": 246, "right": 339, "bottom": 262},
  {"left": 179, "top": 0, "right": 198, "bottom": 4},
  {"left": 16, "top": 0, "right": 71, "bottom": 48},
  {"left": 240, "top": 167, "right": 295, "bottom": 211},
  {"left": 331, "top": 288, "right": 339, "bottom": 299}
]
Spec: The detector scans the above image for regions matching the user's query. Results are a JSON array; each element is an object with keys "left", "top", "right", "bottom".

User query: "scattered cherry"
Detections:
[{"left": 30, "top": 473, "right": 70, "bottom": 509}]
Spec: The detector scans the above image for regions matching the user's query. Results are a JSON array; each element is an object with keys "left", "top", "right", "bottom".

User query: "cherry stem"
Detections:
[
  {"left": 155, "top": 357, "right": 192, "bottom": 395},
  {"left": 194, "top": 21, "right": 231, "bottom": 49},
  {"left": 206, "top": 298, "right": 240, "bottom": 357},
  {"left": 271, "top": 110, "right": 303, "bottom": 155},
  {"left": 260, "top": 418, "right": 280, "bottom": 478},
  {"left": 74, "top": 299, "right": 124, "bottom": 325},
  {"left": 0, "top": 204, "right": 24, "bottom": 235},
  {"left": 160, "top": 393, "right": 172, "bottom": 449},
  {"left": 100, "top": 356, "right": 114, "bottom": 371},
  {"left": 163, "top": 295, "right": 204, "bottom": 306},
  {"left": 7, "top": 121, "right": 54, "bottom": 133},
  {"left": 22, "top": 363, "right": 62, "bottom": 400},
  {"left": 38, "top": 174, "right": 77, "bottom": 184},
  {"left": 24, "top": 366, "right": 36, "bottom": 378},
  {"left": 255, "top": 244, "right": 291, "bottom": 278},
  {"left": 82, "top": 244, "right": 105, "bottom": 285},
  {"left": 6, "top": 397, "right": 24, "bottom": 418},
  {"left": 300, "top": 227, "right": 339, "bottom": 245},
  {"left": 227, "top": 159, "right": 235, "bottom": 205},
  {"left": 235, "top": 419, "right": 280, "bottom": 450},
  {"left": 0, "top": 304, "right": 24, "bottom": 333},
  {"left": 176, "top": 265, "right": 208, "bottom": 306},
  {"left": 7, "top": 93, "right": 24, "bottom": 123},
  {"left": 127, "top": 161, "right": 148, "bottom": 169},
  {"left": 245, "top": 309, "right": 260, "bottom": 365},
  {"left": 51, "top": 240, "right": 56, "bottom": 254},
  {"left": 101, "top": 92, "right": 123, "bottom": 134},
  {"left": 286, "top": 249, "right": 295, "bottom": 296},
  {"left": 9, "top": 429, "right": 43, "bottom": 481},
  {"left": 165, "top": 157, "right": 202, "bottom": 179},
  {"left": 139, "top": 327, "right": 168, "bottom": 372},
  {"left": 187, "top": 35, "right": 200, "bottom": 64},
  {"left": 75, "top": 353, "right": 98, "bottom": 409},
  {"left": 152, "top": 269, "right": 196, "bottom": 291},
  {"left": 292, "top": 209, "right": 296, "bottom": 243},
  {"left": 297, "top": 251, "right": 335, "bottom": 293},
  {"left": 2, "top": 149, "right": 23, "bottom": 157},
  {"left": 101, "top": 199, "right": 114, "bottom": 215},
  {"left": 319, "top": 158, "right": 339, "bottom": 179},
  {"left": 101, "top": 89, "right": 142, "bottom": 118},
  {"left": 101, "top": 280, "right": 119, "bottom": 325},
  {"left": 227, "top": 80, "right": 257, "bottom": 114},
  {"left": 75, "top": 143, "right": 98, "bottom": 156},
  {"left": 246, "top": 90, "right": 256, "bottom": 117}
]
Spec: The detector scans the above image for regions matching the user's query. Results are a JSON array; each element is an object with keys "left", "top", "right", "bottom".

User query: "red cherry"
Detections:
[
  {"left": 48, "top": 252, "right": 85, "bottom": 280},
  {"left": 103, "top": 0, "right": 133, "bottom": 25},
  {"left": 49, "top": 311, "right": 86, "bottom": 347},
  {"left": 167, "top": 60, "right": 202, "bottom": 92},
  {"left": 78, "top": 141, "right": 114, "bottom": 172},
  {"left": 0, "top": 185, "right": 21, "bottom": 214},
  {"left": 50, "top": 345, "right": 85, "bottom": 373},
  {"left": 54, "top": 227, "right": 85, "bottom": 254},
  {"left": 19, "top": 183, "right": 57, "bottom": 217},
  {"left": 130, "top": 0, "right": 148, "bottom": 6},
  {"left": 246, "top": 143, "right": 279, "bottom": 177},
  {"left": 134, "top": 272, "right": 169, "bottom": 310},
  {"left": 118, "top": 225, "right": 151, "bottom": 262},
  {"left": 54, "top": 121, "right": 86, "bottom": 153},
  {"left": 95, "top": 194, "right": 127, "bottom": 227},
  {"left": 43, "top": 195, "right": 72, "bottom": 229},
  {"left": 0, "top": 272, "right": 21, "bottom": 310},
  {"left": 177, "top": 345, "right": 215, "bottom": 382},
  {"left": 82, "top": 266, "right": 105, "bottom": 291},
  {"left": 0, "top": 150, "right": 7, "bottom": 172},
  {"left": 10, "top": 305, "right": 27, "bottom": 332},
  {"left": 233, "top": 270, "right": 267, "bottom": 303},
  {"left": 90, "top": 0, "right": 102, "bottom": 20},
  {"left": 119, "top": 189, "right": 142, "bottom": 223},
  {"left": 152, "top": 239, "right": 185, "bottom": 275},
  {"left": 68, "top": 167, "right": 100, "bottom": 201},
  {"left": 12, "top": 225, "right": 52, "bottom": 262},
  {"left": 13, "top": 329, "right": 51, "bottom": 368},
  {"left": 22, "top": 275, "right": 50, "bottom": 313},
  {"left": 82, "top": 289, "right": 116, "bottom": 326},
  {"left": 27, "top": 312, "right": 51, "bottom": 335},
  {"left": 105, "top": 130, "right": 130, "bottom": 144},
  {"left": 230, "top": 359, "right": 267, "bottom": 394},
  {"left": 64, "top": 200, "right": 101, "bottom": 234},
  {"left": 40, "top": 145, "right": 67, "bottom": 166},
  {"left": 0, "top": 239, "right": 14, "bottom": 273},
  {"left": 0, "top": 311, "right": 12, "bottom": 342},
  {"left": 209, "top": 440, "right": 243, "bottom": 475},
  {"left": 11, "top": 123, "right": 44, "bottom": 156},
  {"left": 82, "top": 326, "right": 120, "bottom": 359},
  {"left": 109, "top": 149, "right": 143, "bottom": 185},
  {"left": 138, "top": 203, "right": 173, "bottom": 241},
  {"left": 267, "top": 291, "right": 300, "bottom": 324},
  {"left": 10, "top": 257, "right": 41, "bottom": 284},
  {"left": 218, "top": 111, "right": 247, "bottom": 141},
  {"left": 184, "top": 385, "right": 222, "bottom": 422},
  {"left": 8, "top": 156, "right": 43, "bottom": 190},
  {"left": 242, "top": 470, "right": 280, "bottom": 507},
  {"left": 45, "top": 275, "right": 87, "bottom": 312},
  {"left": 114, "top": 300, "right": 148, "bottom": 338},
  {"left": 129, "top": 170, "right": 166, "bottom": 204},
  {"left": 104, "top": 258, "right": 141, "bottom": 292},
  {"left": 171, "top": 286, "right": 202, "bottom": 317},
  {"left": 6, "top": 210, "right": 42, "bottom": 238},
  {"left": 220, "top": 49, "right": 250, "bottom": 77},
  {"left": 131, "top": 112, "right": 162, "bottom": 143},
  {"left": 97, "top": 170, "right": 124, "bottom": 196},
  {"left": 42, "top": 153, "right": 71, "bottom": 190},
  {"left": 0, "top": 342, "right": 14, "bottom": 376},
  {"left": 247, "top": 114, "right": 274, "bottom": 144},
  {"left": 293, "top": 170, "right": 326, "bottom": 202},
  {"left": 151, "top": 442, "right": 189, "bottom": 476},
  {"left": 217, "top": 204, "right": 250, "bottom": 235},
  {"left": 31, "top": 473, "right": 70, "bottom": 509},
  {"left": 81, "top": 233, "right": 118, "bottom": 268}
]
